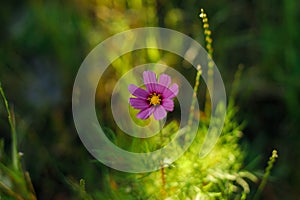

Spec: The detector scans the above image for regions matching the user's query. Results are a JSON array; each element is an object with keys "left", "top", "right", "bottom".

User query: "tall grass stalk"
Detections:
[{"left": 0, "top": 82, "right": 19, "bottom": 172}]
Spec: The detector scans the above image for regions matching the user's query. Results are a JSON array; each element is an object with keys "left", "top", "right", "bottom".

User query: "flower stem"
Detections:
[
  {"left": 159, "top": 120, "right": 164, "bottom": 147},
  {"left": 159, "top": 120, "right": 166, "bottom": 198}
]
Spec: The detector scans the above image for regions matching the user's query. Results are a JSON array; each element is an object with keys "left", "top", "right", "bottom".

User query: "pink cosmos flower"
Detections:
[{"left": 128, "top": 71, "right": 178, "bottom": 120}]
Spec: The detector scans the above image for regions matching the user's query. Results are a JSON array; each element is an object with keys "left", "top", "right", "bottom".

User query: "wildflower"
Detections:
[{"left": 128, "top": 71, "right": 178, "bottom": 120}]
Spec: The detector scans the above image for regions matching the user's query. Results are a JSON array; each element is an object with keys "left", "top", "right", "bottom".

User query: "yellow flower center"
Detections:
[{"left": 148, "top": 93, "right": 161, "bottom": 105}]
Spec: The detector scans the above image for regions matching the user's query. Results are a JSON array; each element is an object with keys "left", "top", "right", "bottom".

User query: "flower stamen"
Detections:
[{"left": 148, "top": 93, "right": 161, "bottom": 105}]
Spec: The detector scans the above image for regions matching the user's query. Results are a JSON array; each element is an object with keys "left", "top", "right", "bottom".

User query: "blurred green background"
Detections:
[{"left": 0, "top": 0, "right": 299, "bottom": 199}]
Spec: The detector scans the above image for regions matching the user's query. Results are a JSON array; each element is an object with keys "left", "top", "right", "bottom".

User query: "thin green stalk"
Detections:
[
  {"left": 0, "top": 82, "right": 19, "bottom": 171},
  {"left": 25, "top": 172, "right": 37, "bottom": 199},
  {"left": 79, "top": 179, "right": 92, "bottom": 200},
  {"left": 188, "top": 65, "right": 202, "bottom": 127},
  {"left": 253, "top": 149, "right": 278, "bottom": 200},
  {"left": 159, "top": 120, "right": 164, "bottom": 147},
  {"left": 229, "top": 64, "right": 244, "bottom": 107},
  {"left": 79, "top": 179, "right": 86, "bottom": 192}
]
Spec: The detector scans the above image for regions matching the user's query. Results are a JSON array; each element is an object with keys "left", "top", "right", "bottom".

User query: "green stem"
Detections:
[
  {"left": 159, "top": 120, "right": 163, "bottom": 147},
  {"left": 253, "top": 149, "right": 278, "bottom": 200},
  {"left": 0, "top": 82, "right": 19, "bottom": 171},
  {"left": 187, "top": 65, "right": 202, "bottom": 128}
]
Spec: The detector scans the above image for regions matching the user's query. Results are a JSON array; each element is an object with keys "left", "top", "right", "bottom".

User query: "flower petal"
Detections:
[
  {"left": 143, "top": 71, "right": 157, "bottom": 92},
  {"left": 162, "top": 99, "right": 174, "bottom": 111},
  {"left": 159, "top": 74, "right": 171, "bottom": 87},
  {"left": 153, "top": 105, "right": 167, "bottom": 120},
  {"left": 136, "top": 106, "right": 155, "bottom": 120},
  {"left": 155, "top": 83, "right": 168, "bottom": 94},
  {"left": 163, "top": 83, "right": 178, "bottom": 98},
  {"left": 169, "top": 83, "right": 179, "bottom": 97},
  {"left": 129, "top": 98, "right": 149, "bottom": 109},
  {"left": 128, "top": 84, "right": 149, "bottom": 99}
]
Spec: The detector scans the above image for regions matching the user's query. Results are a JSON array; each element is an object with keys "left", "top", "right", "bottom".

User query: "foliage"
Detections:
[{"left": 0, "top": 83, "right": 36, "bottom": 200}]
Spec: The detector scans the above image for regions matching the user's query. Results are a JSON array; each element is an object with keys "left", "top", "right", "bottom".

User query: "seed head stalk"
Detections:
[
  {"left": 188, "top": 65, "right": 202, "bottom": 128},
  {"left": 253, "top": 149, "right": 278, "bottom": 200},
  {"left": 200, "top": 8, "right": 214, "bottom": 117}
]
